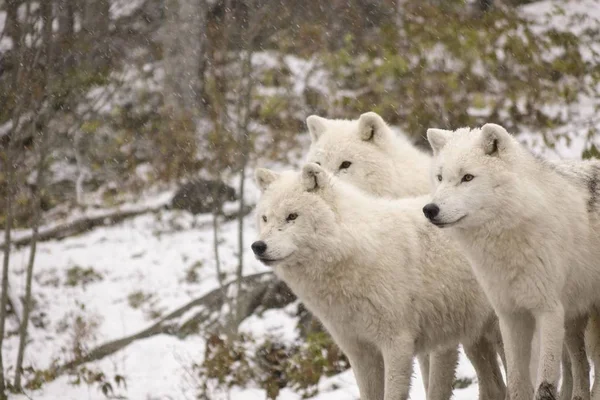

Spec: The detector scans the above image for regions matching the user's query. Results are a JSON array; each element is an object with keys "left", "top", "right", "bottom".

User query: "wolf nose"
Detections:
[
  {"left": 251, "top": 241, "right": 267, "bottom": 256},
  {"left": 423, "top": 203, "right": 440, "bottom": 220}
]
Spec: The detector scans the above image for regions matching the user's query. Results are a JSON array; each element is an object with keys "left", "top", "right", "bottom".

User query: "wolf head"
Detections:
[
  {"left": 423, "top": 123, "right": 527, "bottom": 230},
  {"left": 305, "top": 112, "right": 403, "bottom": 197},
  {"left": 252, "top": 163, "right": 342, "bottom": 268}
]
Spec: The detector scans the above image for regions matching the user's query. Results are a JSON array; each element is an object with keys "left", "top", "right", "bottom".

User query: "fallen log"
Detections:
[
  {"left": 4, "top": 207, "right": 160, "bottom": 250},
  {"left": 54, "top": 271, "right": 278, "bottom": 375},
  {"left": 2, "top": 204, "right": 254, "bottom": 250}
]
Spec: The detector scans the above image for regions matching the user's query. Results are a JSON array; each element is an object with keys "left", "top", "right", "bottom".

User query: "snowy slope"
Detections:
[
  {"left": 517, "top": 0, "right": 600, "bottom": 160},
  {"left": 3, "top": 171, "right": 484, "bottom": 400}
]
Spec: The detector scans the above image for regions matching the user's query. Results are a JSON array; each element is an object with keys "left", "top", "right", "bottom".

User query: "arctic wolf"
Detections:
[
  {"left": 306, "top": 112, "right": 431, "bottom": 197},
  {"left": 252, "top": 163, "right": 505, "bottom": 400},
  {"left": 305, "top": 111, "right": 503, "bottom": 397},
  {"left": 424, "top": 123, "right": 600, "bottom": 400}
]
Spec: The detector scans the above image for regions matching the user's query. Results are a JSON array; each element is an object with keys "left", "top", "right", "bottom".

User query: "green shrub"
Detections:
[{"left": 195, "top": 331, "right": 349, "bottom": 399}]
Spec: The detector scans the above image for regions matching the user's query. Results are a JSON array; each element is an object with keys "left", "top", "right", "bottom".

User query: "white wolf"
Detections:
[
  {"left": 252, "top": 163, "right": 505, "bottom": 400},
  {"left": 424, "top": 123, "right": 600, "bottom": 400},
  {"left": 306, "top": 111, "right": 583, "bottom": 399},
  {"left": 305, "top": 111, "right": 502, "bottom": 397},
  {"left": 305, "top": 112, "right": 431, "bottom": 197}
]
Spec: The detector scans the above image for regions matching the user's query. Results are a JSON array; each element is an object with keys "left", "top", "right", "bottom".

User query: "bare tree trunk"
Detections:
[
  {"left": 0, "top": 177, "right": 13, "bottom": 399},
  {"left": 230, "top": 0, "right": 268, "bottom": 328},
  {"left": 215, "top": 0, "right": 232, "bottom": 129},
  {"left": 396, "top": 0, "right": 409, "bottom": 53},
  {"left": 196, "top": 0, "right": 209, "bottom": 111},
  {"left": 57, "top": 0, "right": 76, "bottom": 70},
  {"left": 0, "top": 134, "right": 15, "bottom": 400},
  {"left": 13, "top": 1, "right": 53, "bottom": 388},
  {"left": 73, "top": 131, "right": 89, "bottom": 207},
  {"left": 199, "top": 0, "right": 238, "bottom": 333},
  {"left": 0, "top": 2, "right": 27, "bottom": 393},
  {"left": 234, "top": 47, "right": 255, "bottom": 325},
  {"left": 212, "top": 210, "right": 223, "bottom": 291},
  {"left": 163, "top": 0, "right": 203, "bottom": 113},
  {"left": 13, "top": 129, "right": 49, "bottom": 391},
  {"left": 212, "top": 201, "right": 232, "bottom": 333},
  {"left": 5, "top": 0, "right": 22, "bottom": 89},
  {"left": 210, "top": 0, "right": 232, "bottom": 320},
  {"left": 81, "top": 0, "right": 111, "bottom": 72}
]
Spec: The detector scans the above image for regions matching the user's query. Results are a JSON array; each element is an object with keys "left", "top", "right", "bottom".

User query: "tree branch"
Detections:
[
  {"left": 2, "top": 207, "right": 161, "bottom": 250},
  {"left": 53, "top": 272, "right": 276, "bottom": 376}
]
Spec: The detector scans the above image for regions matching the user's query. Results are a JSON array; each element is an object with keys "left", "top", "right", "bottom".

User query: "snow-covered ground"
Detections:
[
  {"left": 4, "top": 181, "right": 262, "bottom": 399},
  {"left": 4, "top": 0, "right": 600, "bottom": 398},
  {"left": 3, "top": 172, "right": 483, "bottom": 400}
]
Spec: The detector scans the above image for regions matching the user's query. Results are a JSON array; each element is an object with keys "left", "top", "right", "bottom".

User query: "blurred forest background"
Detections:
[{"left": 0, "top": 0, "right": 599, "bottom": 399}]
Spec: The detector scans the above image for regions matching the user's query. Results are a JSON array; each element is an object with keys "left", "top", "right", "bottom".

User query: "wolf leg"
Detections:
[
  {"left": 382, "top": 334, "right": 414, "bottom": 400},
  {"left": 560, "top": 344, "right": 573, "bottom": 400},
  {"left": 586, "top": 308, "right": 600, "bottom": 400},
  {"left": 427, "top": 347, "right": 459, "bottom": 400},
  {"left": 534, "top": 305, "right": 565, "bottom": 400},
  {"left": 499, "top": 311, "right": 535, "bottom": 400},
  {"left": 564, "top": 314, "right": 590, "bottom": 400},
  {"left": 465, "top": 337, "right": 506, "bottom": 400},
  {"left": 334, "top": 334, "right": 384, "bottom": 400}
]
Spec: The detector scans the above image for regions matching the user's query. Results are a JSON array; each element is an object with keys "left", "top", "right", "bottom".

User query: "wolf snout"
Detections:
[
  {"left": 423, "top": 203, "right": 440, "bottom": 220},
  {"left": 251, "top": 240, "right": 267, "bottom": 256}
]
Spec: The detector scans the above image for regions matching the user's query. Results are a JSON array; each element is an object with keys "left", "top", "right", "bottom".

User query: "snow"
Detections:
[
  {"left": 1, "top": 165, "right": 268, "bottom": 397},
  {"left": 110, "top": 0, "right": 147, "bottom": 20},
  {"left": 522, "top": 0, "right": 600, "bottom": 36},
  {"left": 2, "top": 155, "right": 480, "bottom": 399},
  {"left": 0, "top": 9, "right": 11, "bottom": 53},
  {"left": 509, "top": 0, "right": 600, "bottom": 160},
  {"left": 240, "top": 304, "right": 300, "bottom": 345},
  {"left": 0, "top": 12, "right": 5, "bottom": 35},
  {"left": 4, "top": 180, "right": 266, "bottom": 399},
  {"left": 4, "top": 0, "right": 600, "bottom": 398},
  {"left": 4, "top": 169, "right": 486, "bottom": 400}
]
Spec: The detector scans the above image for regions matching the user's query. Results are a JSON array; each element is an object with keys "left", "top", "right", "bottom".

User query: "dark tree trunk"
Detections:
[
  {"left": 81, "top": 0, "right": 111, "bottom": 72},
  {"left": 5, "top": 0, "right": 22, "bottom": 89},
  {"left": 57, "top": 0, "right": 76, "bottom": 70}
]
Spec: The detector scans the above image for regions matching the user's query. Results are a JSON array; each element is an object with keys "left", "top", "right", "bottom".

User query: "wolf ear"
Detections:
[
  {"left": 255, "top": 168, "right": 280, "bottom": 192},
  {"left": 357, "top": 112, "right": 391, "bottom": 144},
  {"left": 427, "top": 128, "right": 452, "bottom": 155},
  {"left": 306, "top": 115, "right": 328, "bottom": 143},
  {"left": 301, "top": 163, "right": 328, "bottom": 192},
  {"left": 480, "top": 123, "right": 510, "bottom": 156}
]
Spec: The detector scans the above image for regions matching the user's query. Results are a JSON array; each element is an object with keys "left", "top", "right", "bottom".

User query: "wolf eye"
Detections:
[
  {"left": 262, "top": 215, "right": 267, "bottom": 222},
  {"left": 437, "top": 174, "right": 442, "bottom": 182},
  {"left": 286, "top": 213, "right": 298, "bottom": 222},
  {"left": 339, "top": 161, "right": 352, "bottom": 170},
  {"left": 315, "top": 162, "right": 321, "bottom": 166},
  {"left": 461, "top": 174, "right": 474, "bottom": 182}
]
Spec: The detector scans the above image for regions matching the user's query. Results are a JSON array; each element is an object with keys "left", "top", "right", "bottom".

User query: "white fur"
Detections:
[
  {"left": 253, "top": 164, "right": 505, "bottom": 400},
  {"left": 306, "top": 112, "right": 431, "bottom": 198},
  {"left": 426, "top": 124, "right": 600, "bottom": 400},
  {"left": 305, "top": 112, "right": 506, "bottom": 399}
]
